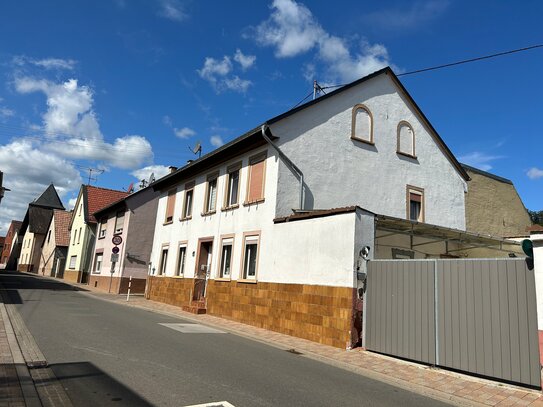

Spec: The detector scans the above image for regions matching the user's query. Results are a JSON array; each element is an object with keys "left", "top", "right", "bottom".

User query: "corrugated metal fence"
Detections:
[{"left": 366, "top": 259, "right": 540, "bottom": 387}]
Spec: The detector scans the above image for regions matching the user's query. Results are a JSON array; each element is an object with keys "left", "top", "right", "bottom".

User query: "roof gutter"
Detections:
[{"left": 261, "top": 124, "right": 304, "bottom": 211}]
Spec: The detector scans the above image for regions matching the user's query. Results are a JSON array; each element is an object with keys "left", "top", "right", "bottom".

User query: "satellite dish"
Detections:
[
  {"left": 126, "top": 182, "right": 134, "bottom": 194},
  {"left": 188, "top": 141, "right": 202, "bottom": 158},
  {"left": 148, "top": 172, "right": 155, "bottom": 184}
]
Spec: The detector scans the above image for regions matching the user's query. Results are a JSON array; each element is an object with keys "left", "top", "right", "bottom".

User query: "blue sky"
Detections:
[{"left": 0, "top": 0, "right": 541, "bottom": 231}]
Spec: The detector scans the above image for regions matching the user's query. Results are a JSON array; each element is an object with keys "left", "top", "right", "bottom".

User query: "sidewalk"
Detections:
[{"left": 13, "top": 272, "right": 543, "bottom": 407}]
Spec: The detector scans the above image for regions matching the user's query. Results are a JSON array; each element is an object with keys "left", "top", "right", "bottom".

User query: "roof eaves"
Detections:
[{"left": 461, "top": 164, "right": 512, "bottom": 185}]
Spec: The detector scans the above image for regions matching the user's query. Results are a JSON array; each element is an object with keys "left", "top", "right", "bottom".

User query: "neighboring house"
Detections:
[
  {"left": 146, "top": 67, "right": 480, "bottom": 349},
  {"left": 90, "top": 184, "right": 160, "bottom": 294},
  {"left": 463, "top": 164, "right": 532, "bottom": 238},
  {"left": 2, "top": 220, "right": 23, "bottom": 270},
  {"left": 18, "top": 184, "right": 65, "bottom": 273},
  {"left": 63, "top": 185, "right": 128, "bottom": 284},
  {"left": 38, "top": 210, "right": 72, "bottom": 277}
]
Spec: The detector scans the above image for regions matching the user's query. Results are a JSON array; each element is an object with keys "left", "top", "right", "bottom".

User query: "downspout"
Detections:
[{"left": 260, "top": 124, "right": 305, "bottom": 211}]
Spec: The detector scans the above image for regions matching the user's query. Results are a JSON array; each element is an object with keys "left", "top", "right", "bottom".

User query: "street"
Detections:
[{"left": 1, "top": 271, "right": 447, "bottom": 407}]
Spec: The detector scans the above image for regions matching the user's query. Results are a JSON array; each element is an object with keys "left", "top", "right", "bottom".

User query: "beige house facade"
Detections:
[{"left": 463, "top": 164, "right": 532, "bottom": 238}]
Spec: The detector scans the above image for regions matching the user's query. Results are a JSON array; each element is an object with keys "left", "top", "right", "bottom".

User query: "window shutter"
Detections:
[
  {"left": 248, "top": 158, "right": 265, "bottom": 202},
  {"left": 410, "top": 192, "right": 422, "bottom": 203},
  {"left": 165, "top": 190, "right": 176, "bottom": 221}
]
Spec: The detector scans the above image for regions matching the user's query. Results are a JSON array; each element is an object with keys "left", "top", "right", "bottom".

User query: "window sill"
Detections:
[
  {"left": 238, "top": 278, "right": 257, "bottom": 284},
  {"left": 97, "top": 236, "right": 105, "bottom": 240},
  {"left": 163, "top": 221, "right": 173, "bottom": 226},
  {"left": 397, "top": 151, "right": 417, "bottom": 160},
  {"left": 201, "top": 210, "right": 217, "bottom": 217},
  {"left": 243, "top": 199, "right": 265, "bottom": 207},
  {"left": 172, "top": 275, "right": 184, "bottom": 279},
  {"left": 351, "top": 136, "right": 374, "bottom": 146},
  {"left": 215, "top": 277, "right": 231, "bottom": 282},
  {"left": 179, "top": 216, "right": 192, "bottom": 222},
  {"left": 221, "top": 204, "right": 239, "bottom": 212}
]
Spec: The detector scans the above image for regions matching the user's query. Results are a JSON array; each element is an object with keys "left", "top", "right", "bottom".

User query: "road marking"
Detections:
[
  {"left": 159, "top": 323, "right": 226, "bottom": 334},
  {"left": 183, "top": 402, "right": 235, "bottom": 407}
]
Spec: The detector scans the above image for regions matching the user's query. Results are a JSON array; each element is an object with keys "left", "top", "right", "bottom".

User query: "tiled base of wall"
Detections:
[
  {"left": 147, "top": 277, "right": 355, "bottom": 349},
  {"left": 63, "top": 270, "right": 81, "bottom": 283},
  {"left": 146, "top": 276, "right": 194, "bottom": 306},
  {"left": 89, "top": 275, "right": 147, "bottom": 294}
]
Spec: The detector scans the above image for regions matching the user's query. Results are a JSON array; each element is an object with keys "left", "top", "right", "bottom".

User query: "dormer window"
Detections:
[
  {"left": 397, "top": 121, "right": 415, "bottom": 157},
  {"left": 351, "top": 104, "right": 373, "bottom": 144}
]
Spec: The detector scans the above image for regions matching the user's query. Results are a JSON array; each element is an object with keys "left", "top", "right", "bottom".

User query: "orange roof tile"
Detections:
[
  {"left": 85, "top": 186, "right": 129, "bottom": 224},
  {"left": 53, "top": 210, "right": 72, "bottom": 247}
]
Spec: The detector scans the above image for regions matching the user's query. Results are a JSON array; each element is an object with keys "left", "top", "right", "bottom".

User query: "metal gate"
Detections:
[{"left": 365, "top": 259, "right": 540, "bottom": 387}]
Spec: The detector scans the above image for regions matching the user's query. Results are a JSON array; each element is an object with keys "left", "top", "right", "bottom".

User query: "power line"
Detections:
[
  {"left": 290, "top": 90, "right": 314, "bottom": 110},
  {"left": 397, "top": 43, "right": 543, "bottom": 77},
  {"left": 319, "top": 43, "right": 543, "bottom": 90}
]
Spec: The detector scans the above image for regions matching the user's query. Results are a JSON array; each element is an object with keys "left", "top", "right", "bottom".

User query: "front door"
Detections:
[{"left": 193, "top": 240, "right": 213, "bottom": 301}]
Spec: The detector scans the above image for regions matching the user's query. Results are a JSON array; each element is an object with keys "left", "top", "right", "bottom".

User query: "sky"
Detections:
[{"left": 0, "top": 0, "right": 541, "bottom": 232}]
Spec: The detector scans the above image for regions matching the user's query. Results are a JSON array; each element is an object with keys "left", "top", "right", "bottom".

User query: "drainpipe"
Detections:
[{"left": 260, "top": 124, "right": 304, "bottom": 211}]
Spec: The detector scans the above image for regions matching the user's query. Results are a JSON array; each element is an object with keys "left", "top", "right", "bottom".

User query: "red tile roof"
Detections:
[
  {"left": 86, "top": 186, "right": 129, "bottom": 224},
  {"left": 53, "top": 210, "right": 72, "bottom": 247}
]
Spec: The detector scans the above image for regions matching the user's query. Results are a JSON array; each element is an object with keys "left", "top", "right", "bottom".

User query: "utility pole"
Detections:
[{"left": 0, "top": 171, "right": 10, "bottom": 204}]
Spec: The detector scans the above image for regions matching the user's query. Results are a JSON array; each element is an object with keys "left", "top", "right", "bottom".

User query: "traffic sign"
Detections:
[
  {"left": 111, "top": 253, "right": 119, "bottom": 263},
  {"left": 112, "top": 246, "right": 120, "bottom": 254},
  {"left": 112, "top": 235, "right": 123, "bottom": 245}
]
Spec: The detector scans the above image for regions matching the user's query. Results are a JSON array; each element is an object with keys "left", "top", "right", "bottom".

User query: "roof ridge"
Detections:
[{"left": 85, "top": 184, "right": 129, "bottom": 194}]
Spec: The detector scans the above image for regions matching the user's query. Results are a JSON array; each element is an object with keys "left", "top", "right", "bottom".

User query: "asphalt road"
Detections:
[{"left": 0, "top": 272, "right": 449, "bottom": 407}]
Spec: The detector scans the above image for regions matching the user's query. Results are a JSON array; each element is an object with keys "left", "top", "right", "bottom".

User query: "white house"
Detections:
[{"left": 147, "top": 67, "right": 514, "bottom": 349}]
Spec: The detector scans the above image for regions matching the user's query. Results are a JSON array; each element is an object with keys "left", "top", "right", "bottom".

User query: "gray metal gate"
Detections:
[{"left": 365, "top": 259, "right": 540, "bottom": 387}]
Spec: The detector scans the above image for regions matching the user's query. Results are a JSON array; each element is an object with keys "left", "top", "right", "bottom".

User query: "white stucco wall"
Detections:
[
  {"left": 150, "top": 147, "right": 280, "bottom": 283},
  {"left": 270, "top": 73, "right": 467, "bottom": 230},
  {"left": 531, "top": 235, "right": 543, "bottom": 330},
  {"left": 269, "top": 212, "right": 358, "bottom": 287}
]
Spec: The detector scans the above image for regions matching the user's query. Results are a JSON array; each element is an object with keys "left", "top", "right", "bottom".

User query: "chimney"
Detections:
[{"left": 168, "top": 166, "right": 177, "bottom": 174}]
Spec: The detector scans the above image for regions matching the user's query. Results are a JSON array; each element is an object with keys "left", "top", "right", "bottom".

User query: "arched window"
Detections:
[
  {"left": 351, "top": 104, "right": 373, "bottom": 144},
  {"left": 397, "top": 121, "right": 415, "bottom": 157}
]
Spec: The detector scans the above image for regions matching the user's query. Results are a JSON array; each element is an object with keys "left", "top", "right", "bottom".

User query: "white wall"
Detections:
[
  {"left": 271, "top": 73, "right": 467, "bottom": 230},
  {"left": 150, "top": 147, "right": 280, "bottom": 282},
  {"left": 268, "top": 212, "right": 358, "bottom": 287}
]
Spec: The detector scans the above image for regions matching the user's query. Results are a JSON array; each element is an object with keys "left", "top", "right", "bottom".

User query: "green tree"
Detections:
[{"left": 529, "top": 210, "right": 543, "bottom": 225}]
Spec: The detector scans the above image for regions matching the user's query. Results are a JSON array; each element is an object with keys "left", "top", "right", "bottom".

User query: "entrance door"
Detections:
[{"left": 193, "top": 240, "right": 213, "bottom": 301}]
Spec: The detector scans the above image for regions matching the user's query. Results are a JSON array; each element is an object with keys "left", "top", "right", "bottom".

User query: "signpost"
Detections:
[{"left": 109, "top": 235, "right": 122, "bottom": 293}]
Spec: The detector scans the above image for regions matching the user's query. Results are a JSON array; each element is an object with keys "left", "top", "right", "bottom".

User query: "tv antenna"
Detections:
[
  {"left": 77, "top": 166, "right": 104, "bottom": 185},
  {"left": 125, "top": 182, "right": 134, "bottom": 194},
  {"left": 139, "top": 172, "right": 156, "bottom": 190},
  {"left": 313, "top": 80, "right": 326, "bottom": 100},
  {"left": 188, "top": 141, "right": 202, "bottom": 158}
]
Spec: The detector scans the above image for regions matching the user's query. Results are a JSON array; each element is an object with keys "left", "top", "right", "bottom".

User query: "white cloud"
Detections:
[
  {"left": 210, "top": 135, "right": 224, "bottom": 148},
  {"left": 14, "top": 76, "right": 153, "bottom": 169},
  {"left": 198, "top": 52, "right": 253, "bottom": 93},
  {"left": 198, "top": 56, "right": 233, "bottom": 84},
  {"left": 157, "top": 0, "right": 187, "bottom": 22},
  {"left": 252, "top": 0, "right": 393, "bottom": 82},
  {"left": 0, "top": 138, "right": 82, "bottom": 231},
  {"left": 223, "top": 76, "right": 252, "bottom": 93},
  {"left": 459, "top": 152, "right": 504, "bottom": 171},
  {"left": 13, "top": 55, "right": 76, "bottom": 70},
  {"left": 364, "top": 0, "right": 450, "bottom": 30},
  {"left": 67, "top": 198, "right": 77, "bottom": 210},
  {"left": 131, "top": 165, "right": 171, "bottom": 184},
  {"left": 174, "top": 127, "right": 196, "bottom": 139},
  {"left": 0, "top": 107, "right": 15, "bottom": 119},
  {"left": 234, "top": 49, "right": 256, "bottom": 70},
  {"left": 527, "top": 167, "right": 543, "bottom": 180}
]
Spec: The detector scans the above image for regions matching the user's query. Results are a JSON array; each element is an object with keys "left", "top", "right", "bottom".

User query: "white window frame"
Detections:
[{"left": 242, "top": 233, "right": 260, "bottom": 281}]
